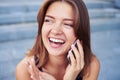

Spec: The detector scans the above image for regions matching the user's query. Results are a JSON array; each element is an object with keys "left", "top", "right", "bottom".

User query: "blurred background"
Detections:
[{"left": 0, "top": 0, "right": 120, "bottom": 80}]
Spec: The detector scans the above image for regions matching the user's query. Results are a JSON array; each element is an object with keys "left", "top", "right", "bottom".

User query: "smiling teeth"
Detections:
[{"left": 49, "top": 38, "right": 64, "bottom": 43}]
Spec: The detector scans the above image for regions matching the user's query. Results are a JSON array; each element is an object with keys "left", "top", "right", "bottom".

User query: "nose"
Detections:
[{"left": 51, "top": 22, "right": 63, "bottom": 35}]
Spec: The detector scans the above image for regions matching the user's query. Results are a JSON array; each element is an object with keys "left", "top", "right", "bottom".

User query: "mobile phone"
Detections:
[{"left": 67, "top": 40, "right": 78, "bottom": 63}]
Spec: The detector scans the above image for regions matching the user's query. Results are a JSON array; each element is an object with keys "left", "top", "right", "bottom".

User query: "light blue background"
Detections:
[{"left": 0, "top": 0, "right": 120, "bottom": 80}]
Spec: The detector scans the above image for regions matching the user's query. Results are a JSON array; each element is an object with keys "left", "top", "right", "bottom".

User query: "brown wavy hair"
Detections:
[{"left": 28, "top": 0, "right": 93, "bottom": 77}]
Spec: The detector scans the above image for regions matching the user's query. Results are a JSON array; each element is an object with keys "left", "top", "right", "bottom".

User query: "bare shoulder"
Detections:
[
  {"left": 91, "top": 55, "right": 100, "bottom": 70},
  {"left": 84, "top": 56, "right": 100, "bottom": 80},
  {"left": 89, "top": 56, "right": 100, "bottom": 80},
  {"left": 15, "top": 56, "right": 33, "bottom": 80}
]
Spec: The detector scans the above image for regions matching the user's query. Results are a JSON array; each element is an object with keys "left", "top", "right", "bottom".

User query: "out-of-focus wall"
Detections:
[{"left": 0, "top": 0, "right": 120, "bottom": 80}]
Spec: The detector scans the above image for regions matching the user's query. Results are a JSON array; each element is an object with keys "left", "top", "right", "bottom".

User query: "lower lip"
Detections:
[{"left": 49, "top": 41, "right": 63, "bottom": 48}]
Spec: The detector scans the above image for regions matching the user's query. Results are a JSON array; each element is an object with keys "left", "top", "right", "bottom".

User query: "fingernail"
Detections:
[
  {"left": 76, "top": 39, "right": 79, "bottom": 42},
  {"left": 30, "top": 75, "right": 33, "bottom": 79},
  {"left": 29, "top": 65, "right": 32, "bottom": 69},
  {"left": 68, "top": 50, "right": 71, "bottom": 54},
  {"left": 71, "top": 44, "right": 74, "bottom": 47}
]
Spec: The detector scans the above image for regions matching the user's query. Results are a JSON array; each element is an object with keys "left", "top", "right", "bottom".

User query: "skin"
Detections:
[
  {"left": 42, "top": 1, "right": 76, "bottom": 56},
  {"left": 16, "top": 1, "right": 100, "bottom": 80}
]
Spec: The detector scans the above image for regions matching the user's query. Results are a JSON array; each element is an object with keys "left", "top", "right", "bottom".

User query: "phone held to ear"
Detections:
[{"left": 67, "top": 39, "right": 78, "bottom": 63}]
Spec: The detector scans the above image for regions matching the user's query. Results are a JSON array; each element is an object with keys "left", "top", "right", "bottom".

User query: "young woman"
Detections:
[{"left": 16, "top": 0, "right": 100, "bottom": 80}]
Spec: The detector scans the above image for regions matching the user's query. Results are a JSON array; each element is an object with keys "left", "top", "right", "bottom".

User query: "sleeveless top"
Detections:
[{"left": 34, "top": 55, "right": 82, "bottom": 80}]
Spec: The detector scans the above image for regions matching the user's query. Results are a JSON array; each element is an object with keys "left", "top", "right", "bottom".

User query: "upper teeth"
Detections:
[{"left": 50, "top": 38, "right": 64, "bottom": 43}]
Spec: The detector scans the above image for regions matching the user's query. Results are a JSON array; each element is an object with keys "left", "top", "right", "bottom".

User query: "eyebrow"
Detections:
[{"left": 45, "top": 15, "right": 74, "bottom": 21}]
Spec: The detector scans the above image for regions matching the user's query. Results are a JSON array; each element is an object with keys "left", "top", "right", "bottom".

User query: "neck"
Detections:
[
  {"left": 47, "top": 54, "right": 68, "bottom": 69},
  {"left": 43, "top": 54, "right": 69, "bottom": 80},
  {"left": 44, "top": 54, "right": 69, "bottom": 74}
]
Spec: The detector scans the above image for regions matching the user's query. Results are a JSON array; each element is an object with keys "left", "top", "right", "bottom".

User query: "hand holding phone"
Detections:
[{"left": 67, "top": 39, "right": 78, "bottom": 63}]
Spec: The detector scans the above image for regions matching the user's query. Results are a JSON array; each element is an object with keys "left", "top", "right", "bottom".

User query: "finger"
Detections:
[
  {"left": 27, "top": 59, "right": 37, "bottom": 75},
  {"left": 77, "top": 40, "right": 84, "bottom": 69},
  {"left": 71, "top": 43, "right": 81, "bottom": 67},
  {"left": 69, "top": 50, "right": 76, "bottom": 67},
  {"left": 26, "top": 58, "right": 43, "bottom": 80},
  {"left": 25, "top": 60, "right": 35, "bottom": 76},
  {"left": 31, "top": 75, "right": 37, "bottom": 80},
  {"left": 30, "top": 58, "right": 40, "bottom": 75},
  {"left": 28, "top": 64, "right": 43, "bottom": 80},
  {"left": 28, "top": 65, "right": 39, "bottom": 80},
  {"left": 28, "top": 58, "right": 42, "bottom": 78}
]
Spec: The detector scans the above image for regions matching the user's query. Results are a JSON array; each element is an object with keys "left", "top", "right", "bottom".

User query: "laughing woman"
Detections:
[{"left": 16, "top": 0, "right": 100, "bottom": 80}]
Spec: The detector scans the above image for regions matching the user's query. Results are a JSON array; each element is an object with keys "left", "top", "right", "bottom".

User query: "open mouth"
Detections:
[
  {"left": 49, "top": 38, "right": 65, "bottom": 44},
  {"left": 48, "top": 37, "right": 65, "bottom": 48}
]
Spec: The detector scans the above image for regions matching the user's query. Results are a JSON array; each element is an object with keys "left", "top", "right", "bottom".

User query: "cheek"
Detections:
[
  {"left": 41, "top": 25, "right": 48, "bottom": 40},
  {"left": 64, "top": 29, "right": 76, "bottom": 40},
  {"left": 42, "top": 25, "right": 49, "bottom": 36}
]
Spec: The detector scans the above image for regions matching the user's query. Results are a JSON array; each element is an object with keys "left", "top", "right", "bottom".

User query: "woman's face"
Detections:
[{"left": 42, "top": 1, "right": 76, "bottom": 56}]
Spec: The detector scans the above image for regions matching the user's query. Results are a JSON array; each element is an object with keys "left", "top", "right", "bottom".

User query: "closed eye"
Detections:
[
  {"left": 44, "top": 19, "right": 51, "bottom": 22},
  {"left": 64, "top": 23, "right": 73, "bottom": 27},
  {"left": 44, "top": 18, "right": 54, "bottom": 24}
]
